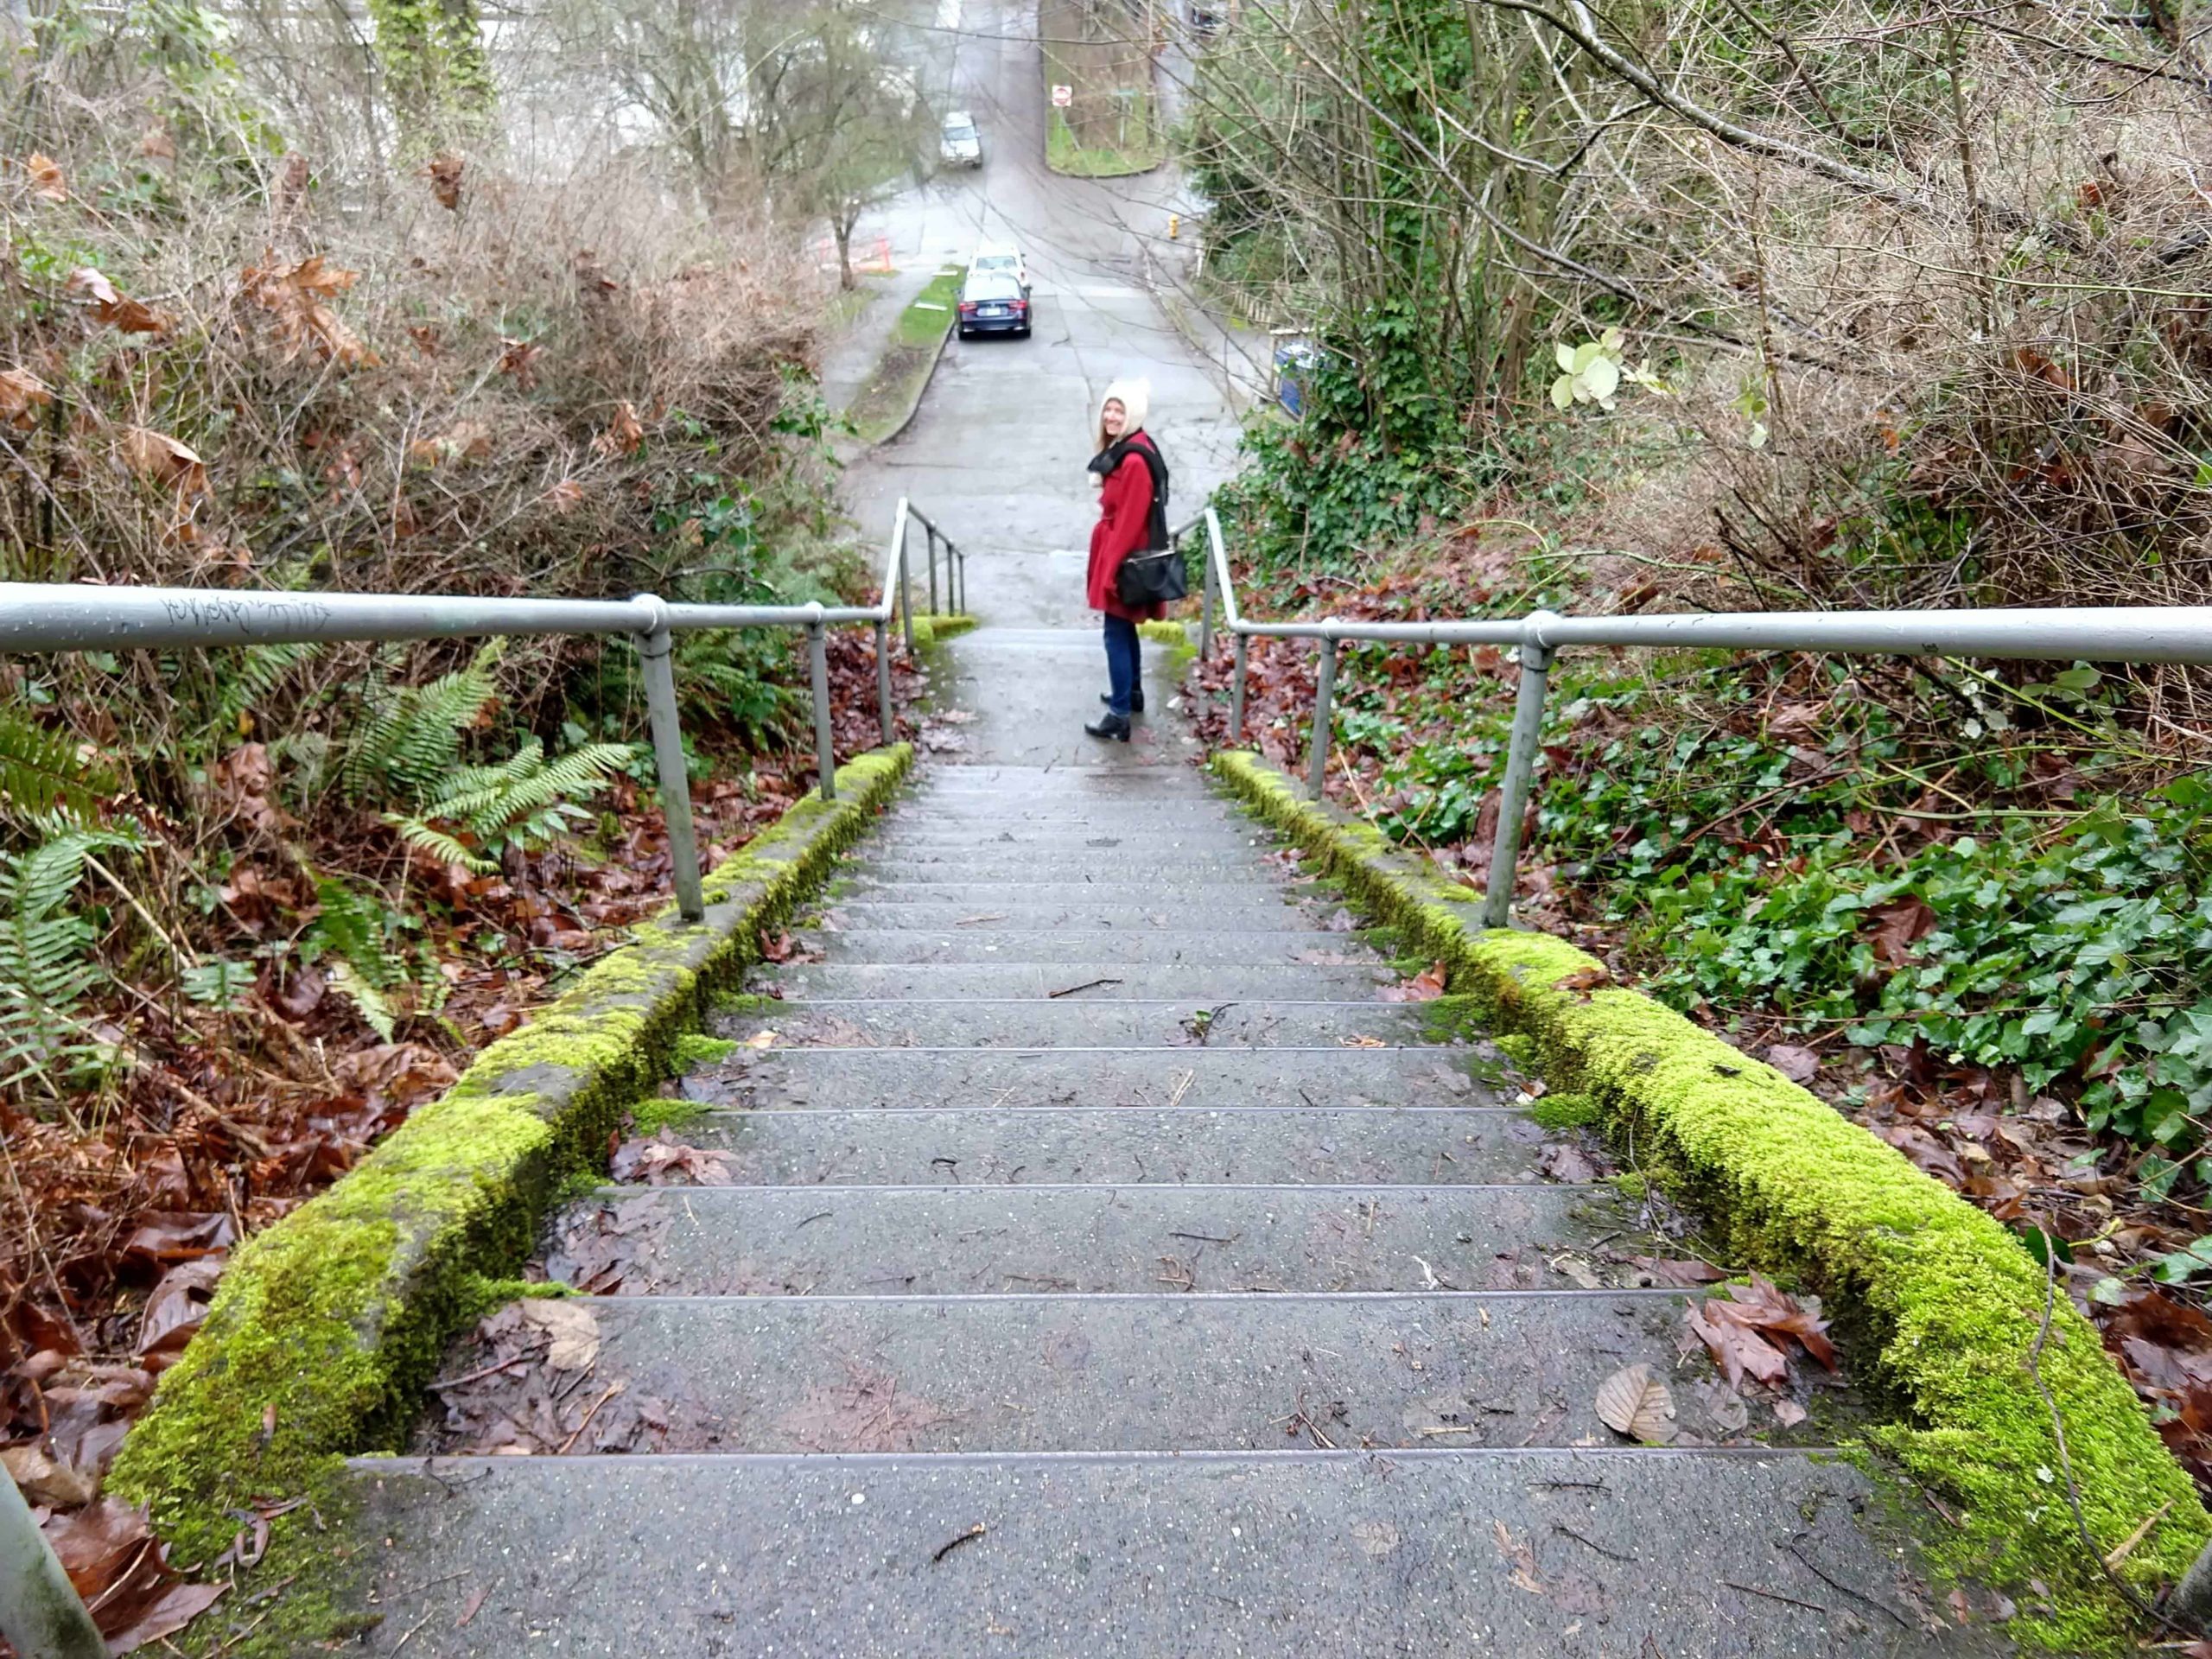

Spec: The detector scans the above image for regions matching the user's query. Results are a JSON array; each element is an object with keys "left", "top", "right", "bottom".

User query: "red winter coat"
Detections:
[{"left": 1085, "top": 432, "right": 1165, "bottom": 622}]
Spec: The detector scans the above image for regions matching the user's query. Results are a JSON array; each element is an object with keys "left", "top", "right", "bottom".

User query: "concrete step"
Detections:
[
  {"left": 423, "top": 1290, "right": 1792, "bottom": 1455},
  {"left": 347, "top": 1451, "right": 1980, "bottom": 1656},
  {"left": 838, "top": 859, "right": 1289, "bottom": 885},
  {"left": 880, "top": 805, "right": 1257, "bottom": 830},
  {"left": 747, "top": 963, "right": 1401, "bottom": 1001},
  {"left": 877, "top": 825, "right": 1275, "bottom": 851},
  {"left": 907, "top": 766, "right": 1215, "bottom": 794},
  {"left": 546, "top": 1184, "right": 1629, "bottom": 1296},
  {"left": 674, "top": 1106, "right": 1547, "bottom": 1185},
  {"left": 825, "top": 883, "right": 1337, "bottom": 915},
  {"left": 804, "top": 899, "right": 1337, "bottom": 931},
  {"left": 679, "top": 1046, "right": 1520, "bottom": 1113},
  {"left": 797, "top": 929, "right": 1384, "bottom": 965},
  {"left": 710, "top": 998, "right": 1458, "bottom": 1050}
]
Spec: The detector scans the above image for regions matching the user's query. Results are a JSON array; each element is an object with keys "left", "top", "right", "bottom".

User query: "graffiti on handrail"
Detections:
[{"left": 157, "top": 595, "right": 336, "bottom": 636}]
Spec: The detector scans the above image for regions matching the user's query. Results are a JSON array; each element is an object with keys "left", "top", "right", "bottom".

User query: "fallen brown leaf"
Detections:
[
  {"left": 1381, "top": 961, "right": 1447, "bottom": 1002},
  {"left": 1553, "top": 966, "right": 1611, "bottom": 997},
  {"left": 67, "top": 267, "right": 166, "bottom": 334},
  {"left": 0, "top": 365, "right": 53, "bottom": 431},
  {"left": 122, "top": 427, "right": 210, "bottom": 497},
  {"left": 3, "top": 1442, "right": 99, "bottom": 1508},
  {"left": 27, "top": 151, "right": 67, "bottom": 201},
  {"left": 1594, "top": 1362, "right": 1676, "bottom": 1443},
  {"left": 1765, "top": 1044, "right": 1821, "bottom": 1084},
  {"left": 518, "top": 1299, "right": 599, "bottom": 1371},
  {"left": 425, "top": 150, "right": 464, "bottom": 211}
]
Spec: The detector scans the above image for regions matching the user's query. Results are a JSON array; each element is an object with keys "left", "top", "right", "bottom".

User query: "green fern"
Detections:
[
  {"left": 327, "top": 959, "right": 397, "bottom": 1042},
  {"left": 208, "top": 642, "right": 321, "bottom": 740},
  {"left": 0, "top": 703, "right": 111, "bottom": 823},
  {"left": 340, "top": 639, "right": 506, "bottom": 804},
  {"left": 386, "top": 738, "right": 634, "bottom": 873},
  {"left": 0, "top": 827, "right": 135, "bottom": 1103}
]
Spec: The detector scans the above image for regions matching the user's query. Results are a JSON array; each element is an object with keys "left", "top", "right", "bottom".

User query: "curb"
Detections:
[
  {"left": 872, "top": 314, "right": 956, "bottom": 450},
  {"left": 1210, "top": 747, "right": 2209, "bottom": 1649},
  {"left": 109, "top": 747, "right": 913, "bottom": 1556}
]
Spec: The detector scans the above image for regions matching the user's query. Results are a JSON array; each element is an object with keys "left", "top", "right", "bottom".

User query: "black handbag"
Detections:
[
  {"left": 1096, "top": 434, "right": 1180, "bottom": 608},
  {"left": 1116, "top": 546, "right": 1188, "bottom": 608}
]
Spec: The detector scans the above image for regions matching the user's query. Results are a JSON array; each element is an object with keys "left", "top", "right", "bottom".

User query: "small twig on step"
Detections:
[
  {"left": 555, "top": 1382, "right": 626, "bottom": 1455},
  {"left": 1722, "top": 1580, "right": 1830, "bottom": 1616},
  {"left": 1554, "top": 1523, "right": 1637, "bottom": 1563},
  {"left": 1049, "top": 977, "right": 1124, "bottom": 998},
  {"left": 932, "top": 1523, "right": 988, "bottom": 1564}
]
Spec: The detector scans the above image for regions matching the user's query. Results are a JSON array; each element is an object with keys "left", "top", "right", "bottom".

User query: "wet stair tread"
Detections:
[
  {"left": 709, "top": 999, "right": 1465, "bottom": 1048},
  {"left": 671, "top": 1104, "right": 1548, "bottom": 1185},
  {"left": 681, "top": 1046, "right": 1519, "bottom": 1111},
  {"left": 545, "top": 1183, "right": 1630, "bottom": 1297},
  {"left": 791, "top": 928, "right": 1395, "bottom": 964},
  {"left": 416, "top": 1290, "right": 1817, "bottom": 1453},
  {"left": 750, "top": 963, "right": 1400, "bottom": 1000},
  {"left": 349, "top": 1452, "right": 1991, "bottom": 1658}
]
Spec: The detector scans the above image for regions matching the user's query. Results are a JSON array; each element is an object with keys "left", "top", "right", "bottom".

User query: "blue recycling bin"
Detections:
[{"left": 1273, "top": 340, "right": 1321, "bottom": 417}]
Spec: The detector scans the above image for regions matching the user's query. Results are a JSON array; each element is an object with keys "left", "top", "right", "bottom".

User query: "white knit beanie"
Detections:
[{"left": 1095, "top": 378, "right": 1152, "bottom": 453}]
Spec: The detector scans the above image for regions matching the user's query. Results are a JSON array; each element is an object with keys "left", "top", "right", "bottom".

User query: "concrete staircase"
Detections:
[{"left": 349, "top": 757, "right": 1989, "bottom": 1656}]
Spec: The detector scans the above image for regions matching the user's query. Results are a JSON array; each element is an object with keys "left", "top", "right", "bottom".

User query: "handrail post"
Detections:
[
  {"left": 1481, "top": 614, "right": 1560, "bottom": 929},
  {"left": 2, "top": 1465, "right": 109, "bottom": 1659},
  {"left": 899, "top": 516, "right": 915, "bottom": 654},
  {"left": 1230, "top": 632, "right": 1249, "bottom": 743},
  {"left": 633, "top": 601, "right": 703, "bottom": 923},
  {"left": 808, "top": 614, "right": 836, "bottom": 802},
  {"left": 1198, "top": 526, "right": 1217, "bottom": 662},
  {"left": 956, "top": 547, "right": 965, "bottom": 615},
  {"left": 925, "top": 527, "right": 938, "bottom": 616},
  {"left": 1307, "top": 632, "right": 1338, "bottom": 799},
  {"left": 873, "top": 619, "right": 894, "bottom": 744}
]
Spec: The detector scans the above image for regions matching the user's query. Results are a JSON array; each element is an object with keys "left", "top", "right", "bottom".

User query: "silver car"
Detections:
[{"left": 940, "top": 112, "right": 982, "bottom": 168}]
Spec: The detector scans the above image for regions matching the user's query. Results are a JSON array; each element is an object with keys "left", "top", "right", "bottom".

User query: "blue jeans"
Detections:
[{"left": 1102, "top": 613, "right": 1141, "bottom": 717}]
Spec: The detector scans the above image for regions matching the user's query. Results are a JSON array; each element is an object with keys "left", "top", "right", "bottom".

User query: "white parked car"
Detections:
[
  {"left": 940, "top": 112, "right": 982, "bottom": 168},
  {"left": 969, "top": 239, "right": 1028, "bottom": 295}
]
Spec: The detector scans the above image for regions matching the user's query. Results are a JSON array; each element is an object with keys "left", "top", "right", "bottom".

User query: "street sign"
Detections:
[{"left": 1051, "top": 84, "right": 1072, "bottom": 107}]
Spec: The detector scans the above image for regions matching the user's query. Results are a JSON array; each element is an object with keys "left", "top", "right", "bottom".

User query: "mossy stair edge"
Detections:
[
  {"left": 1210, "top": 747, "right": 2208, "bottom": 1652},
  {"left": 108, "top": 746, "right": 913, "bottom": 1564}
]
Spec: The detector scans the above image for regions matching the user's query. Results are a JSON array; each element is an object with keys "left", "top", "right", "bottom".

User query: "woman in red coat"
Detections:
[{"left": 1084, "top": 378, "right": 1166, "bottom": 742}]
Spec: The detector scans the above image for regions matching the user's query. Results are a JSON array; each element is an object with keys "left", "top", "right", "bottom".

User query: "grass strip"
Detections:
[
  {"left": 845, "top": 267, "right": 963, "bottom": 446},
  {"left": 110, "top": 746, "right": 912, "bottom": 1561},
  {"left": 1211, "top": 746, "right": 2210, "bottom": 1654},
  {"left": 1045, "top": 101, "right": 1164, "bottom": 177}
]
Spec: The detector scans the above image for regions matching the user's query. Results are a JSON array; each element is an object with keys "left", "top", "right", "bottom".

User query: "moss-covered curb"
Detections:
[
  {"left": 1211, "top": 747, "right": 2209, "bottom": 1650},
  {"left": 909, "top": 612, "right": 977, "bottom": 647},
  {"left": 109, "top": 746, "right": 912, "bottom": 1559}
]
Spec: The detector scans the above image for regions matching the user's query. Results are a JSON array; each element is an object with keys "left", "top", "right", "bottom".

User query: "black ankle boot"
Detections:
[
  {"left": 1100, "top": 690, "right": 1145, "bottom": 714},
  {"left": 1084, "top": 713, "right": 1132, "bottom": 742}
]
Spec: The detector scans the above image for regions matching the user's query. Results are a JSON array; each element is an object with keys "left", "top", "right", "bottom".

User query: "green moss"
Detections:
[
  {"left": 674, "top": 1033, "right": 738, "bottom": 1067},
  {"left": 111, "top": 744, "right": 913, "bottom": 1580},
  {"left": 1137, "top": 619, "right": 1189, "bottom": 645},
  {"left": 1530, "top": 1090, "right": 1602, "bottom": 1129},
  {"left": 1610, "top": 1171, "right": 1649, "bottom": 1201},
  {"left": 1492, "top": 1032, "right": 1537, "bottom": 1067},
  {"left": 910, "top": 613, "right": 978, "bottom": 647},
  {"left": 628, "top": 1094, "right": 708, "bottom": 1136},
  {"left": 1210, "top": 747, "right": 2209, "bottom": 1649}
]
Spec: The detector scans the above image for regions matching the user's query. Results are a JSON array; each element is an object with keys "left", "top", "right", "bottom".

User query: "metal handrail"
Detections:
[
  {"left": 1177, "top": 505, "right": 2212, "bottom": 929},
  {"left": 0, "top": 499, "right": 966, "bottom": 927}
]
